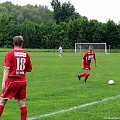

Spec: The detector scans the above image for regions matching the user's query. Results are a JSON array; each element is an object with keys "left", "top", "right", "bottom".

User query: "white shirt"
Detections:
[{"left": 58, "top": 47, "right": 62, "bottom": 53}]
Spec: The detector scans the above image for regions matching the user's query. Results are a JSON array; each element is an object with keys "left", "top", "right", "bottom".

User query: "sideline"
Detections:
[{"left": 28, "top": 94, "right": 120, "bottom": 120}]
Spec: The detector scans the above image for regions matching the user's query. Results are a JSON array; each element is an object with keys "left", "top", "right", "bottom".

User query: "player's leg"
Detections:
[
  {"left": 84, "top": 69, "right": 90, "bottom": 83},
  {"left": 61, "top": 52, "right": 62, "bottom": 57},
  {"left": 78, "top": 65, "right": 87, "bottom": 80},
  {"left": 58, "top": 52, "right": 60, "bottom": 57},
  {"left": 60, "top": 53, "right": 62, "bottom": 57},
  {"left": 0, "top": 79, "right": 11, "bottom": 117},
  {"left": 0, "top": 99, "right": 8, "bottom": 117},
  {"left": 18, "top": 100, "right": 27, "bottom": 120},
  {"left": 78, "top": 72, "right": 86, "bottom": 80},
  {"left": 82, "top": 65, "right": 91, "bottom": 83},
  {"left": 59, "top": 52, "right": 62, "bottom": 57},
  {"left": 16, "top": 81, "right": 27, "bottom": 120}
]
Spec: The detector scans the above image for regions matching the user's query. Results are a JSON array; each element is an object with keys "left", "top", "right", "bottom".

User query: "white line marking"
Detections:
[{"left": 28, "top": 94, "right": 120, "bottom": 120}]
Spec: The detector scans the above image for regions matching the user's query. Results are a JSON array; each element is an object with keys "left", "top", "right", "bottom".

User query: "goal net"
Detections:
[{"left": 75, "top": 43, "right": 107, "bottom": 53}]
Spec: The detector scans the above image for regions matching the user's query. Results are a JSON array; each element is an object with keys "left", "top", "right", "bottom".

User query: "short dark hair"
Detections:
[{"left": 13, "top": 36, "right": 23, "bottom": 47}]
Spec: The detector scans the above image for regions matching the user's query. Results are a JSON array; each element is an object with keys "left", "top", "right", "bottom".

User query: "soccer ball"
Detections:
[{"left": 108, "top": 80, "right": 114, "bottom": 85}]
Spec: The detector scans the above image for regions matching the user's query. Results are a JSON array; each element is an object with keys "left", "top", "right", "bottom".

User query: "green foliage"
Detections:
[
  {"left": 105, "top": 20, "right": 120, "bottom": 48},
  {"left": 0, "top": 1, "right": 54, "bottom": 24},
  {"left": 51, "top": 0, "right": 80, "bottom": 23},
  {"left": 0, "top": 13, "right": 16, "bottom": 47},
  {"left": 0, "top": 2, "right": 120, "bottom": 49}
]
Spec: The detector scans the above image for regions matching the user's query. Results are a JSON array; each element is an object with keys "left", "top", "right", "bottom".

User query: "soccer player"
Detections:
[
  {"left": 0, "top": 36, "right": 32, "bottom": 120},
  {"left": 78, "top": 45, "right": 96, "bottom": 83},
  {"left": 58, "top": 46, "right": 63, "bottom": 57}
]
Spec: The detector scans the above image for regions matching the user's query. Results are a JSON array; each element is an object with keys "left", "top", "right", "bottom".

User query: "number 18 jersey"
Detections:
[{"left": 4, "top": 49, "right": 32, "bottom": 80}]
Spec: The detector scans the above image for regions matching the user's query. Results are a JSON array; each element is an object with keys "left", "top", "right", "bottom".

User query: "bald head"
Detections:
[{"left": 13, "top": 36, "right": 23, "bottom": 47}]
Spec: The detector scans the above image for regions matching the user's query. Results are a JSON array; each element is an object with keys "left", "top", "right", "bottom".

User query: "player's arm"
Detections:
[
  {"left": 2, "top": 53, "right": 10, "bottom": 91},
  {"left": 2, "top": 67, "right": 10, "bottom": 91},
  {"left": 94, "top": 53, "right": 97, "bottom": 66},
  {"left": 26, "top": 53, "right": 32, "bottom": 72},
  {"left": 81, "top": 58, "right": 85, "bottom": 69},
  {"left": 81, "top": 53, "right": 86, "bottom": 69}
]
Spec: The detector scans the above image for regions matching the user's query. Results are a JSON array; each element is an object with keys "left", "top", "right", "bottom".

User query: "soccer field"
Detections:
[{"left": 0, "top": 52, "right": 120, "bottom": 120}]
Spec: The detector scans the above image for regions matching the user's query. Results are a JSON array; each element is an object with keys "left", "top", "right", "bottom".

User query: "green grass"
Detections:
[{"left": 0, "top": 52, "right": 120, "bottom": 120}]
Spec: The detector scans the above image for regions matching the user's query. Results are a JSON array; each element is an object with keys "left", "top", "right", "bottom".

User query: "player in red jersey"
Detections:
[
  {"left": 78, "top": 45, "right": 96, "bottom": 83},
  {"left": 0, "top": 36, "right": 32, "bottom": 120}
]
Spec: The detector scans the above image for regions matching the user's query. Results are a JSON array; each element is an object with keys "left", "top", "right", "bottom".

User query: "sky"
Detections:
[{"left": 0, "top": 0, "right": 120, "bottom": 23}]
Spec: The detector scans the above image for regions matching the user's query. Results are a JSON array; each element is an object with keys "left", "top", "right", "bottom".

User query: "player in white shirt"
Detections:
[{"left": 58, "top": 46, "right": 63, "bottom": 57}]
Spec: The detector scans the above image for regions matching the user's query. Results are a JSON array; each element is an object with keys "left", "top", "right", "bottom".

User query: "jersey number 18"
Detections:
[{"left": 16, "top": 58, "right": 26, "bottom": 71}]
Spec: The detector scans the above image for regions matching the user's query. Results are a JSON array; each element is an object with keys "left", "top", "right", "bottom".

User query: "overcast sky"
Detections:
[{"left": 0, "top": 0, "right": 120, "bottom": 23}]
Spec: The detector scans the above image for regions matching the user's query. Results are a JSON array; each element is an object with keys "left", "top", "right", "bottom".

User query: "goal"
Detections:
[{"left": 75, "top": 43, "right": 107, "bottom": 53}]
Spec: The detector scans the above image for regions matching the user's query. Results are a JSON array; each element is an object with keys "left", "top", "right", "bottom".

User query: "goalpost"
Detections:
[{"left": 75, "top": 43, "right": 108, "bottom": 53}]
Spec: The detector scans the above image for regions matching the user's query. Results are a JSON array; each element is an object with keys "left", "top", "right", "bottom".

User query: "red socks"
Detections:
[
  {"left": 20, "top": 106, "right": 27, "bottom": 120},
  {"left": 0, "top": 105, "right": 4, "bottom": 117},
  {"left": 84, "top": 74, "right": 89, "bottom": 81},
  {"left": 80, "top": 73, "right": 89, "bottom": 81},
  {"left": 80, "top": 73, "right": 86, "bottom": 77},
  {"left": 0, "top": 105, "right": 27, "bottom": 119}
]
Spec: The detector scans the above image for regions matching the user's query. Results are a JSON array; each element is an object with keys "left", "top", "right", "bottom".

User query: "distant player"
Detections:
[
  {"left": 78, "top": 45, "right": 96, "bottom": 83},
  {"left": 58, "top": 46, "right": 63, "bottom": 57},
  {"left": 0, "top": 36, "right": 32, "bottom": 120}
]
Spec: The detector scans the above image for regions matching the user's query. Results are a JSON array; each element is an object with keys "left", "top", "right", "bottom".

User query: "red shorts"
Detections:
[
  {"left": 84, "top": 64, "right": 91, "bottom": 70},
  {"left": 1, "top": 78, "right": 26, "bottom": 100}
]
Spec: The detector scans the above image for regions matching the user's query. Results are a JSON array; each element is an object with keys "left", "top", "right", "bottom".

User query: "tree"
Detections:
[
  {"left": 51, "top": 0, "right": 80, "bottom": 23},
  {"left": 0, "top": 13, "right": 16, "bottom": 47},
  {"left": 0, "top": 1, "right": 54, "bottom": 24},
  {"left": 51, "top": 0, "right": 61, "bottom": 24},
  {"left": 105, "top": 20, "right": 120, "bottom": 48},
  {"left": 19, "top": 21, "right": 37, "bottom": 48}
]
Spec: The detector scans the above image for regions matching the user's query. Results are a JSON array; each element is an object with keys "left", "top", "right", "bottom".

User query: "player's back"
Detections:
[{"left": 5, "top": 49, "right": 32, "bottom": 80}]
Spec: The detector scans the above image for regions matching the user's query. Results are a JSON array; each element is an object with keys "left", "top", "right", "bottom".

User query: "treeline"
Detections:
[
  {"left": 0, "top": 1, "right": 54, "bottom": 24},
  {"left": 0, "top": 1, "right": 120, "bottom": 49}
]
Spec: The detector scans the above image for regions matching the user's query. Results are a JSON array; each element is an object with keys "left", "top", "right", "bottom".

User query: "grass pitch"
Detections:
[{"left": 0, "top": 52, "right": 120, "bottom": 120}]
